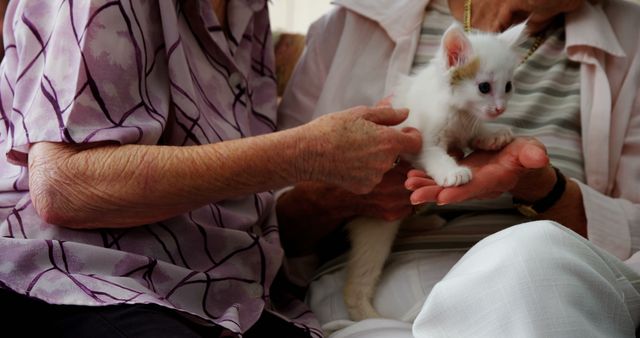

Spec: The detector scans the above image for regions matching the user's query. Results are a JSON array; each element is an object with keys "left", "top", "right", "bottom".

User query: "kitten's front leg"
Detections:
[
  {"left": 472, "top": 124, "right": 513, "bottom": 151},
  {"left": 418, "top": 146, "right": 471, "bottom": 187}
]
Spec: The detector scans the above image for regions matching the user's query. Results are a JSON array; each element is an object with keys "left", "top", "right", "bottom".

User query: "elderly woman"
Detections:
[
  {"left": 278, "top": 0, "right": 640, "bottom": 337},
  {"left": 0, "top": 1, "right": 423, "bottom": 337}
]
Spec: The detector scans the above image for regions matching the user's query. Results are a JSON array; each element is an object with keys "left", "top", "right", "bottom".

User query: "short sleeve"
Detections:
[{"left": 0, "top": 1, "right": 170, "bottom": 166}]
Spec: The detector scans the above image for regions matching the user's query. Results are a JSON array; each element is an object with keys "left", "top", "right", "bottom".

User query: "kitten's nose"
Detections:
[{"left": 494, "top": 107, "right": 506, "bottom": 115}]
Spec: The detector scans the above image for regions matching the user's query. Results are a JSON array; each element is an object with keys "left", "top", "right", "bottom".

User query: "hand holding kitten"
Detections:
[
  {"left": 300, "top": 105, "right": 422, "bottom": 194},
  {"left": 406, "top": 137, "right": 550, "bottom": 205}
]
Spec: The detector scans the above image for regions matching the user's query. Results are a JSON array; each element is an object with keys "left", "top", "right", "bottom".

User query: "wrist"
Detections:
[
  {"left": 288, "top": 123, "right": 325, "bottom": 183},
  {"left": 282, "top": 125, "right": 316, "bottom": 183},
  {"left": 513, "top": 166, "right": 567, "bottom": 218},
  {"left": 511, "top": 165, "right": 557, "bottom": 202}
]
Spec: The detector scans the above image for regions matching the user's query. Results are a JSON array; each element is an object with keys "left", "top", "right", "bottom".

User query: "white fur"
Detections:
[{"left": 343, "top": 22, "right": 526, "bottom": 321}]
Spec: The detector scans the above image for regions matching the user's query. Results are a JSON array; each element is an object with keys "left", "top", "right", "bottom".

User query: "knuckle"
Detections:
[
  {"left": 353, "top": 182, "right": 373, "bottom": 194},
  {"left": 351, "top": 186, "right": 367, "bottom": 195},
  {"left": 382, "top": 210, "right": 407, "bottom": 221},
  {"left": 382, "top": 213, "right": 396, "bottom": 221},
  {"left": 352, "top": 105, "right": 368, "bottom": 115}
]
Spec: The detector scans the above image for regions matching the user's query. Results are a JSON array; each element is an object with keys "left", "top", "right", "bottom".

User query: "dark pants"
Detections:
[{"left": 1, "top": 288, "right": 308, "bottom": 338}]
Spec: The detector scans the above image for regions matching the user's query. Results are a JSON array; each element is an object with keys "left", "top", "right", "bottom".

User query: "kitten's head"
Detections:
[{"left": 439, "top": 22, "right": 527, "bottom": 120}]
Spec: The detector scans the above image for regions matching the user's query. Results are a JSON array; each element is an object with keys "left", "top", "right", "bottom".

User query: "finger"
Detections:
[
  {"left": 518, "top": 143, "right": 548, "bottom": 169},
  {"left": 389, "top": 160, "right": 412, "bottom": 174},
  {"left": 405, "top": 176, "right": 436, "bottom": 190},
  {"left": 407, "top": 169, "right": 428, "bottom": 178},
  {"left": 410, "top": 186, "right": 444, "bottom": 205},
  {"left": 375, "top": 96, "right": 394, "bottom": 108},
  {"left": 401, "top": 126, "right": 419, "bottom": 134},
  {"left": 395, "top": 127, "right": 422, "bottom": 154},
  {"left": 494, "top": 5, "right": 514, "bottom": 32},
  {"left": 381, "top": 206, "right": 413, "bottom": 221},
  {"left": 436, "top": 175, "right": 492, "bottom": 204},
  {"left": 361, "top": 107, "right": 410, "bottom": 126}
]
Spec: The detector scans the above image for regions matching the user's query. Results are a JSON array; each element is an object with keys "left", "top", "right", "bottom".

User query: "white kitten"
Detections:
[{"left": 343, "top": 22, "right": 527, "bottom": 321}]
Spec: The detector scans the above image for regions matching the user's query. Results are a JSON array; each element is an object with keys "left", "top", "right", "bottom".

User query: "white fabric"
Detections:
[
  {"left": 414, "top": 221, "right": 640, "bottom": 337},
  {"left": 328, "top": 319, "right": 413, "bottom": 338},
  {"left": 314, "top": 221, "right": 640, "bottom": 337},
  {"left": 308, "top": 250, "right": 465, "bottom": 334}
]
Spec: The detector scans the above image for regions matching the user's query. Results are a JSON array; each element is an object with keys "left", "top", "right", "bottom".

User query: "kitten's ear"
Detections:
[
  {"left": 442, "top": 24, "right": 473, "bottom": 69},
  {"left": 498, "top": 20, "right": 529, "bottom": 47}
]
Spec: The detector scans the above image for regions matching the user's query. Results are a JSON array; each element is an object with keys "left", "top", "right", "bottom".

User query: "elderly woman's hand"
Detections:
[
  {"left": 406, "top": 137, "right": 552, "bottom": 205},
  {"left": 299, "top": 105, "right": 422, "bottom": 194}
]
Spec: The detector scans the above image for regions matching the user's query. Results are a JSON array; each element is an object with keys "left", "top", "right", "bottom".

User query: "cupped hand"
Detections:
[
  {"left": 303, "top": 105, "right": 422, "bottom": 194},
  {"left": 406, "top": 137, "right": 549, "bottom": 205}
]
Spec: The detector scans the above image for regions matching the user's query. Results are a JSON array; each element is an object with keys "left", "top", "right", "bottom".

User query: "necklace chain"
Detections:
[{"left": 463, "top": 0, "right": 544, "bottom": 64}]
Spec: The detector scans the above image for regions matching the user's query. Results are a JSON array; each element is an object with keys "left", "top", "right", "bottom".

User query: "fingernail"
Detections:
[
  {"left": 436, "top": 202, "right": 448, "bottom": 206},
  {"left": 412, "top": 200, "right": 425, "bottom": 205}
]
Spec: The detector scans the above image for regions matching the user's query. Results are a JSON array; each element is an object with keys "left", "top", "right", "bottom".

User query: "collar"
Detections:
[
  {"left": 332, "top": 0, "right": 431, "bottom": 41},
  {"left": 564, "top": 2, "right": 625, "bottom": 58}
]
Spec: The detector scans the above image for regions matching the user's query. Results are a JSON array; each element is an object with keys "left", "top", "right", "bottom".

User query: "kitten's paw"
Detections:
[
  {"left": 344, "top": 285, "right": 381, "bottom": 321},
  {"left": 433, "top": 166, "right": 472, "bottom": 187},
  {"left": 473, "top": 128, "right": 513, "bottom": 150}
]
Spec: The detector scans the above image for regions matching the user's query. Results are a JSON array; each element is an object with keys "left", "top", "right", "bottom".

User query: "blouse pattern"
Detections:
[{"left": 0, "top": 0, "right": 320, "bottom": 336}]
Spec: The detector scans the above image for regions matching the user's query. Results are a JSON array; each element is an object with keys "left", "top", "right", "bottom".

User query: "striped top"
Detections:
[{"left": 401, "top": 0, "right": 585, "bottom": 248}]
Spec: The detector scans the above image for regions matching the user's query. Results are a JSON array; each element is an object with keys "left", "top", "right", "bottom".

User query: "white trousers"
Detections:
[{"left": 308, "top": 221, "right": 640, "bottom": 338}]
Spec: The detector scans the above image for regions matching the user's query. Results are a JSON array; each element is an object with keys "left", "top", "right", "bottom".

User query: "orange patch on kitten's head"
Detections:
[{"left": 450, "top": 57, "right": 480, "bottom": 86}]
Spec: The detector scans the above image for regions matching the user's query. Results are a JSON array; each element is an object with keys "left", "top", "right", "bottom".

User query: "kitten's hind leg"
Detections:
[
  {"left": 419, "top": 146, "right": 471, "bottom": 187},
  {"left": 344, "top": 217, "right": 402, "bottom": 321}
]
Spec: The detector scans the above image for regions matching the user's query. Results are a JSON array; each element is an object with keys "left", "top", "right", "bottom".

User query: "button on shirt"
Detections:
[{"left": 0, "top": 0, "right": 319, "bottom": 336}]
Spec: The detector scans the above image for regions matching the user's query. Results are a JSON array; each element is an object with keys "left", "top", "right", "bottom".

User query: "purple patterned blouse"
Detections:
[{"left": 0, "top": 0, "right": 320, "bottom": 336}]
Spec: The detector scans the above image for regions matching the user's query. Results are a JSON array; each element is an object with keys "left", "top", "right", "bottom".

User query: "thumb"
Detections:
[
  {"left": 362, "top": 107, "right": 410, "bottom": 126},
  {"left": 375, "top": 95, "right": 394, "bottom": 108},
  {"left": 518, "top": 143, "right": 549, "bottom": 169}
]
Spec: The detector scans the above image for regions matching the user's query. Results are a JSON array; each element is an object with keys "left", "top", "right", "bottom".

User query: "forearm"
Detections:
[
  {"left": 29, "top": 127, "right": 309, "bottom": 229},
  {"left": 28, "top": 105, "right": 420, "bottom": 229}
]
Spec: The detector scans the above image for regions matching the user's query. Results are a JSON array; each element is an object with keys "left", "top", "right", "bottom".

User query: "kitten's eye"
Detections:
[
  {"left": 505, "top": 81, "right": 512, "bottom": 93},
  {"left": 478, "top": 82, "right": 491, "bottom": 94}
]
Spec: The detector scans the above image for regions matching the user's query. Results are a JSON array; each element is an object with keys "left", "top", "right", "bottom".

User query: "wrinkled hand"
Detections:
[
  {"left": 302, "top": 105, "right": 422, "bottom": 194},
  {"left": 464, "top": 0, "right": 582, "bottom": 34},
  {"left": 406, "top": 137, "right": 549, "bottom": 205}
]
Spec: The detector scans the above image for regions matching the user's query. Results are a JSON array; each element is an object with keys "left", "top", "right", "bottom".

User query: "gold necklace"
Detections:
[{"left": 463, "top": 0, "right": 545, "bottom": 64}]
